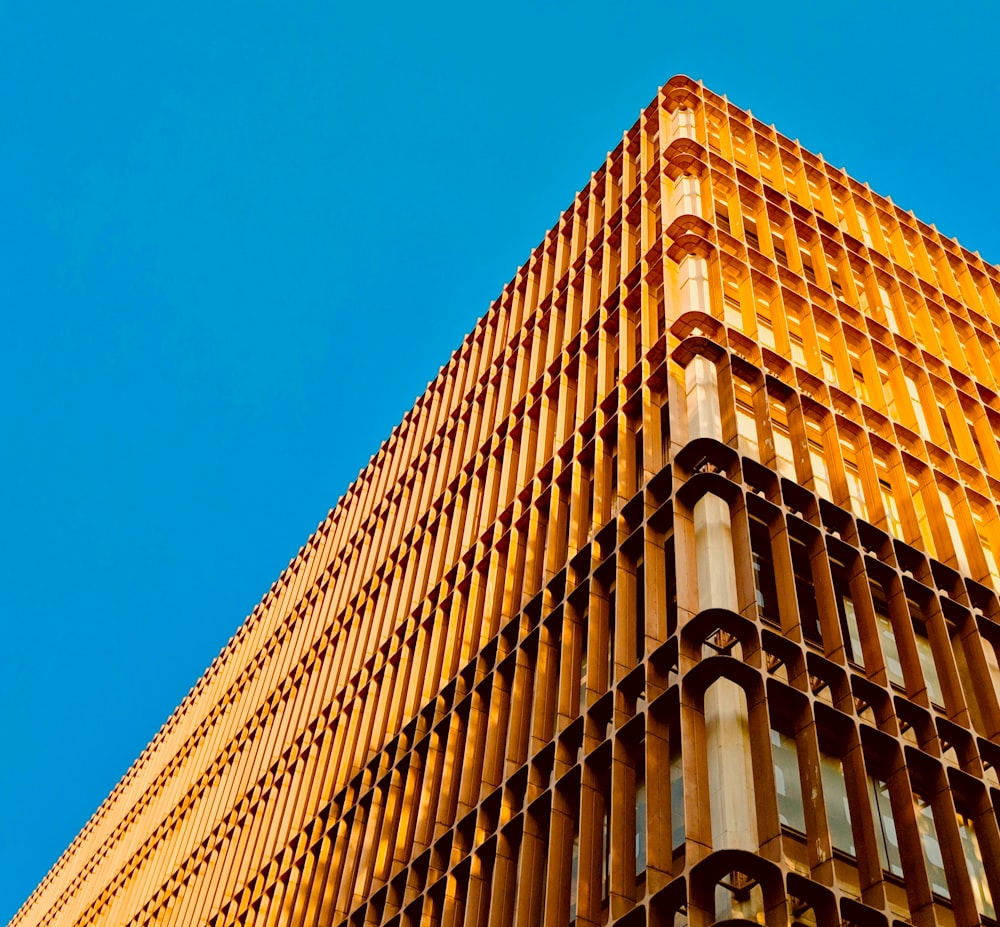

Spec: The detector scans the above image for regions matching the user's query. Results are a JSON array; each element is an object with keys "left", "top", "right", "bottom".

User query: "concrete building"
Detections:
[{"left": 11, "top": 75, "right": 1000, "bottom": 927}]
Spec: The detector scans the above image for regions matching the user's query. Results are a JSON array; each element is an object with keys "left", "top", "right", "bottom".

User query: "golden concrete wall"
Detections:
[{"left": 11, "top": 75, "right": 1000, "bottom": 927}]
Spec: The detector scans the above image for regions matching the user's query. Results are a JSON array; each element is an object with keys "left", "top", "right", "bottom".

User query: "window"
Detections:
[
  {"left": 914, "top": 793, "right": 949, "bottom": 897},
  {"left": 816, "top": 327, "right": 838, "bottom": 382},
  {"left": 722, "top": 274, "right": 743, "bottom": 329},
  {"left": 905, "top": 373, "right": 931, "bottom": 439},
  {"left": 569, "top": 819, "right": 580, "bottom": 921},
  {"left": 876, "top": 357, "right": 899, "bottom": 421},
  {"left": 967, "top": 413, "right": 993, "bottom": 471},
  {"left": 670, "top": 736, "right": 685, "bottom": 847},
  {"left": 856, "top": 209, "right": 874, "bottom": 248},
  {"left": 957, "top": 809, "right": 996, "bottom": 919},
  {"left": 909, "top": 600, "right": 944, "bottom": 708},
  {"left": 846, "top": 344, "right": 869, "bottom": 404},
  {"left": 750, "top": 516, "right": 779, "bottom": 624},
  {"left": 733, "top": 376, "right": 759, "bottom": 459},
  {"left": 840, "top": 437, "right": 869, "bottom": 522},
  {"left": 939, "top": 489, "right": 970, "bottom": 576},
  {"left": 732, "top": 131, "right": 750, "bottom": 168},
  {"left": 805, "top": 417, "right": 831, "bottom": 500},
  {"left": 769, "top": 396, "right": 796, "bottom": 481},
  {"left": 829, "top": 265, "right": 844, "bottom": 296},
  {"left": 601, "top": 769, "right": 611, "bottom": 903},
  {"left": 635, "top": 741, "right": 647, "bottom": 875},
  {"left": 802, "top": 254, "right": 817, "bottom": 285},
  {"left": 756, "top": 298, "right": 776, "bottom": 350},
  {"left": 772, "top": 231, "right": 789, "bottom": 268},
  {"left": 907, "top": 472, "right": 937, "bottom": 557},
  {"left": 606, "top": 577, "right": 617, "bottom": 686},
  {"left": 872, "top": 583, "right": 905, "bottom": 688},
  {"left": 868, "top": 775, "right": 904, "bottom": 877},
  {"left": 716, "top": 199, "right": 732, "bottom": 234},
  {"left": 790, "top": 534, "right": 821, "bottom": 645},
  {"left": 939, "top": 403, "right": 958, "bottom": 455},
  {"left": 972, "top": 505, "right": 1000, "bottom": 589},
  {"left": 873, "top": 451, "right": 902, "bottom": 538},
  {"left": 786, "top": 312, "right": 807, "bottom": 367},
  {"left": 877, "top": 283, "right": 899, "bottom": 333},
  {"left": 820, "top": 749, "right": 855, "bottom": 855},
  {"left": 831, "top": 557, "right": 863, "bottom": 668},
  {"left": 771, "top": 726, "right": 806, "bottom": 831}
]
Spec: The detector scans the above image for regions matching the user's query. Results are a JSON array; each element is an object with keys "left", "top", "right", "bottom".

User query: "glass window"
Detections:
[
  {"left": 636, "top": 744, "right": 647, "bottom": 875},
  {"left": 967, "top": 415, "right": 993, "bottom": 471},
  {"left": 569, "top": 821, "right": 580, "bottom": 921},
  {"left": 769, "top": 397, "right": 797, "bottom": 481},
  {"left": 873, "top": 451, "right": 902, "bottom": 538},
  {"left": 820, "top": 750, "right": 855, "bottom": 855},
  {"left": 787, "top": 313, "right": 807, "bottom": 366},
  {"left": 670, "top": 737, "right": 685, "bottom": 848},
  {"left": 846, "top": 344, "right": 869, "bottom": 404},
  {"left": 910, "top": 605, "right": 944, "bottom": 708},
  {"left": 601, "top": 773, "right": 611, "bottom": 903},
  {"left": 957, "top": 809, "right": 996, "bottom": 919},
  {"left": 939, "top": 489, "right": 970, "bottom": 576},
  {"left": 790, "top": 535, "right": 821, "bottom": 645},
  {"left": 907, "top": 472, "right": 937, "bottom": 557},
  {"left": 840, "top": 437, "right": 869, "bottom": 522},
  {"left": 733, "top": 376, "right": 759, "bottom": 460},
  {"left": 716, "top": 199, "right": 732, "bottom": 235},
  {"left": 868, "top": 775, "right": 904, "bottom": 877},
  {"left": 756, "top": 299, "right": 776, "bottom": 350},
  {"left": 722, "top": 276, "right": 743, "bottom": 328},
  {"left": 831, "top": 558, "right": 863, "bottom": 668},
  {"left": 939, "top": 404, "right": 959, "bottom": 455},
  {"left": 771, "top": 727, "right": 806, "bottom": 831},
  {"left": 802, "top": 253, "right": 817, "bottom": 285},
  {"left": 972, "top": 506, "right": 1000, "bottom": 590},
  {"left": 805, "top": 417, "right": 831, "bottom": 500},
  {"left": 876, "top": 357, "right": 899, "bottom": 420},
  {"left": 750, "top": 516, "right": 779, "bottom": 624},
  {"left": 816, "top": 327, "right": 837, "bottom": 382},
  {"left": 906, "top": 373, "right": 931, "bottom": 439},
  {"left": 856, "top": 209, "right": 874, "bottom": 248},
  {"left": 772, "top": 232, "right": 789, "bottom": 268},
  {"left": 914, "top": 793, "right": 949, "bottom": 897},
  {"left": 878, "top": 284, "right": 899, "bottom": 332},
  {"left": 872, "top": 583, "right": 905, "bottom": 688}
]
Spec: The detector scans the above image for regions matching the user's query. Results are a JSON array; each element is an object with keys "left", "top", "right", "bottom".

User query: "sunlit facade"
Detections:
[{"left": 11, "top": 75, "right": 1000, "bottom": 927}]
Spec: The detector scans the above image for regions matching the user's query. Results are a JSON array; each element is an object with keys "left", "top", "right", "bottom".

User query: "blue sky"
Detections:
[{"left": 2, "top": 1, "right": 999, "bottom": 919}]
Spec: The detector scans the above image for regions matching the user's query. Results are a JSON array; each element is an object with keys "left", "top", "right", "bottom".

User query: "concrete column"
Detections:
[
  {"left": 704, "top": 677, "right": 757, "bottom": 853},
  {"left": 673, "top": 175, "right": 703, "bottom": 220},
  {"left": 694, "top": 493, "right": 756, "bottom": 854},
  {"left": 679, "top": 255, "right": 710, "bottom": 315},
  {"left": 685, "top": 355, "right": 722, "bottom": 442}
]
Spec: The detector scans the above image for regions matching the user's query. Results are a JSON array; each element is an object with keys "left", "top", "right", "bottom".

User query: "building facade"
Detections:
[{"left": 11, "top": 75, "right": 1000, "bottom": 927}]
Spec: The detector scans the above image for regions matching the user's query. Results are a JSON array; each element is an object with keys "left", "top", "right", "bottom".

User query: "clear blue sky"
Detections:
[{"left": 2, "top": 1, "right": 998, "bottom": 920}]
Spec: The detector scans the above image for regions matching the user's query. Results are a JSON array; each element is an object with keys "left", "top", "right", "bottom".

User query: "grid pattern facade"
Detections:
[{"left": 11, "top": 75, "right": 1000, "bottom": 927}]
